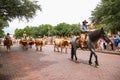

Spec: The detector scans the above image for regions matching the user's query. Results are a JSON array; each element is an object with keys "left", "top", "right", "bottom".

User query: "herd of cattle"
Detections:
[
  {"left": 0, "top": 36, "right": 77, "bottom": 53},
  {"left": 19, "top": 37, "right": 71, "bottom": 53}
]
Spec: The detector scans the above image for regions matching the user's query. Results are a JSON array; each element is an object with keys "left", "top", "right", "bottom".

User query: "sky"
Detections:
[{"left": 3, "top": 0, "right": 101, "bottom": 34}]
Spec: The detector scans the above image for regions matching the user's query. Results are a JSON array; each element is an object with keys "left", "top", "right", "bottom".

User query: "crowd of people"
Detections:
[{"left": 98, "top": 34, "right": 120, "bottom": 52}]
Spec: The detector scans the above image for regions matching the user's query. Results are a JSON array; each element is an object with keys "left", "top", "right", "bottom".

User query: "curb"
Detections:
[
  {"left": 96, "top": 50, "right": 120, "bottom": 55},
  {"left": 78, "top": 48, "right": 120, "bottom": 55}
]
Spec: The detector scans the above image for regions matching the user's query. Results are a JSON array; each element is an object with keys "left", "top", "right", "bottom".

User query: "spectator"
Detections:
[
  {"left": 99, "top": 39, "right": 104, "bottom": 50},
  {"left": 109, "top": 35, "right": 114, "bottom": 50},
  {"left": 114, "top": 34, "right": 120, "bottom": 51},
  {"left": 114, "top": 35, "right": 119, "bottom": 47}
]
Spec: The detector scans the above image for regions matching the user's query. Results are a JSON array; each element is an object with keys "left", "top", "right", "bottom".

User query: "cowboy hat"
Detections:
[{"left": 82, "top": 20, "right": 88, "bottom": 23}]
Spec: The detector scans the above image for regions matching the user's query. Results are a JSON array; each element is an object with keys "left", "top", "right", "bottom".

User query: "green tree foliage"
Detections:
[
  {"left": 0, "top": 28, "right": 5, "bottom": 38},
  {"left": 55, "top": 23, "right": 71, "bottom": 36},
  {"left": 14, "top": 23, "right": 80, "bottom": 38},
  {"left": 0, "top": 18, "right": 8, "bottom": 37},
  {"left": 0, "top": 0, "right": 41, "bottom": 31},
  {"left": 0, "top": 0, "right": 41, "bottom": 21},
  {"left": 14, "top": 28, "right": 24, "bottom": 38},
  {"left": 70, "top": 24, "right": 80, "bottom": 35},
  {"left": 91, "top": 0, "right": 120, "bottom": 33}
]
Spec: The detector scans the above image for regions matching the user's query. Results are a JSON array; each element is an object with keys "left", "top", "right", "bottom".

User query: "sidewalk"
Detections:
[
  {"left": 96, "top": 49, "right": 120, "bottom": 55},
  {"left": 78, "top": 48, "right": 120, "bottom": 55}
]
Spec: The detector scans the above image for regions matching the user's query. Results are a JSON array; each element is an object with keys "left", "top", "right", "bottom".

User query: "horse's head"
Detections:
[{"left": 100, "top": 28, "right": 111, "bottom": 44}]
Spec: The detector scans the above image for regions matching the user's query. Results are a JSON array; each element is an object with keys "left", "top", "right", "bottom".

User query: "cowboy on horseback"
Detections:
[
  {"left": 70, "top": 27, "right": 111, "bottom": 67},
  {"left": 4, "top": 33, "right": 12, "bottom": 52},
  {"left": 5, "top": 33, "right": 11, "bottom": 40},
  {"left": 23, "top": 31, "right": 27, "bottom": 39},
  {"left": 80, "top": 20, "right": 90, "bottom": 33},
  {"left": 79, "top": 20, "right": 96, "bottom": 48},
  {"left": 80, "top": 20, "right": 96, "bottom": 41},
  {"left": 80, "top": 20, "right": 95, "bottom": 33}
]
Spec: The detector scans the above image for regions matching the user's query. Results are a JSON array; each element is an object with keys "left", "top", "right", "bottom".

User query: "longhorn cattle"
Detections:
[
  {"left": 19, "top": 38, "right": 29, "bottom": 50},
  {"left": 54, "top": 38, "right": 70, "bottom": 53},
  {"left": 28, "top": 37, "right": 34, "bottom": 48},
  {"left": 35, "top": 38, "right": 43, "bottom": 51}
]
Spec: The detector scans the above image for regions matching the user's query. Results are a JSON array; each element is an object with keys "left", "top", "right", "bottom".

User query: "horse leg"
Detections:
[
  {"left": 89, "top": 52, "right": 93, "bottom": 65},
  {"left": 71, "top": 45, "right": 77, "bottom": 60},
  {"left": 74, "top": 48, "right": 77, "bottom": 61},
  {"left": 71, "top": 45, "right": 74, "bottom": 60},
  {"left": 89, "top": 49, "right": 99, "bottom": 67},
  {"left": 93, "top": 52, "right": 99, "bottom": 67},
  {"left": 89, "top": 48, "right": 99, "bottom": 67}
]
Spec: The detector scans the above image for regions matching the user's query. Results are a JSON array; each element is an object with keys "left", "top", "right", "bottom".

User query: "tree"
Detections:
[
  {"left": 90, "top": 0, "right": 120, "bottom": 33},
  {"left": 0, "top": 28, "right": 5, "bottom": 38},
  {"left": 0, "top": 0, "right": 41, "bottom": 30},
  {"left": 55, "top": 23, "right": 71, "bottom": 36},
  {"left": 71, "top": 24, "right": 80, "bottom": 35},
  {"left": 14, "top": 28, "right": 24, "bottom": 38},
  {"left": 14, "top": 23, "right": 81, "bottom": 38}
]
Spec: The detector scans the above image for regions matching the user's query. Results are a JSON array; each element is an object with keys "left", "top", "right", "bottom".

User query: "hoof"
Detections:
[
  {"left": 95, "top": 64, "right": 99, "bottom": 68},
  {"left": 75, "top": 60, "right": 80, "bottom": 63},
  {"left": 71, "top": 58, "right": 73, "bottom": 61},
  {"left": 89, "top": 62, "right": 93, "bottom": 65},
  {"left": 75, "top": 57, "right": 77, "bottom": 61},
  {"left": 89, "top": 63, "right": 93, "bottom": 66}
]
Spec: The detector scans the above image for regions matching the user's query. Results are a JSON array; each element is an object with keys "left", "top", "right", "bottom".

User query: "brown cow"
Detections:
[
  {"left": 35, "top": 38, "right": 43, "bottom": 51},
  {"left": 42, "top": 36, "right": 48, "bottom": 45},
  {"left": 28, "top": 37, "right": 34, "bottom": 48},
  {"left": 54, "top": 38, "right": 70, "bottom": 53},
  {"left": 19, "top": 38, "right": 29, "bottom": 50}
]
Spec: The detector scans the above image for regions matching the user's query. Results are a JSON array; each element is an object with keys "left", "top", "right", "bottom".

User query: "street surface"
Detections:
[{"left": 0, "top": 44, "right": 120, "bottom": 80}]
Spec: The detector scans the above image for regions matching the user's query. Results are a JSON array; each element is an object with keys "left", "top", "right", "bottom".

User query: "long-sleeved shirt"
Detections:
[{"left": 80, "top": 24, "right": 89, "bottom": 32}]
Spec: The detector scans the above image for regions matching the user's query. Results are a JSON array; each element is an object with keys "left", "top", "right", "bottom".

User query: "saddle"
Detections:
[{"left": 79, "top": 33, "right": 88, "bottom": 48}]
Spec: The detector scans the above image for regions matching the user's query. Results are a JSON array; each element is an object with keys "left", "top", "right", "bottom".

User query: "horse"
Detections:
[
  {"left": 70, "top": 28, "right": 111, "bottom": 67},
  {"left": 3, "top": 38, "right": 12, "bottom": 52}
]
